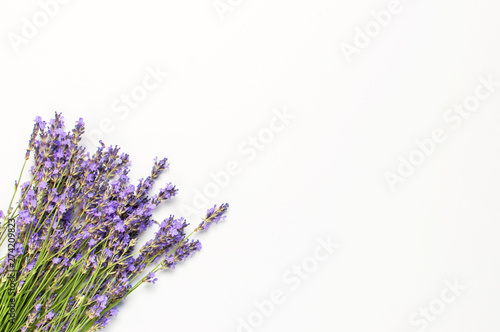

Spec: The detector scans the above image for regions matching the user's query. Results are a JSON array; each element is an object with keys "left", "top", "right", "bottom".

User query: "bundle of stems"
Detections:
[{"left": 0, "top": 114, "right": 228, "bottom": 331}]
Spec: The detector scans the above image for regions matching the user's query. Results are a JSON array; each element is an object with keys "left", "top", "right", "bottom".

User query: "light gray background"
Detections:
[{"left": 1, "top": 0, "right": 500, "bottom": 331}]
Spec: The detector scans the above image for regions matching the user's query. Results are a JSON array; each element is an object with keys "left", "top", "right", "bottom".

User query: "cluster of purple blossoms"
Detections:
[
  {"left": 0, "top": 114, "right": 229, "bottom": 332},
  {"left": 195, "top": 203, "right": 229, "bottom": 232}
]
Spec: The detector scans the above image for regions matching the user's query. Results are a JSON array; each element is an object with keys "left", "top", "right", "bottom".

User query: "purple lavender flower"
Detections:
[
  {"left": 114, "top": 220, "right": 126, "bottom": 233},
  {"left": 34, "top": 116, "right": 46, "bottom": 130},
  {"left": 92, "top": 306, "right": 118, "bottom": 330},
  {"left": 162, "top": 239, "right": 202, "bottom": 270},
  {"left": 196, "top": 203, "right": 229, "bottom": 231},
  {"left": 94, "top": 295, "right": 108, "bottom": 309},
  {"left": 26, "top": 259, "right": 36, "bottom": 272},
  {"left": 146, "top": 272, "right": 158, "bottom": 284},
  {"left": 14, "top": 243, "right": 24, "bottom": 256},
  {"left": 151, "top": 157, "right": 169, "bottom": 179},
  {"left": 45, "top": 311, "right": 54, "bottom": 320}
]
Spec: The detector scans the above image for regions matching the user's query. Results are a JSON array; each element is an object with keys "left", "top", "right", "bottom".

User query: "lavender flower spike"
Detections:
[{"left": 195, "top": 203, "right": 229, "bottom": 232}]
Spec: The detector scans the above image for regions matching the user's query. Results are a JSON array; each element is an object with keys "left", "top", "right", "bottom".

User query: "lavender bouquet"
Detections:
[{"left": 0, "top": 114, "right": 229, "bottom": 331}]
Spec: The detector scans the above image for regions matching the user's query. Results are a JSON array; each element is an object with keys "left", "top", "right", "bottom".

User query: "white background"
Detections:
[{"left": 1, "top": 0, "right": 500, "bottom": 331}]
